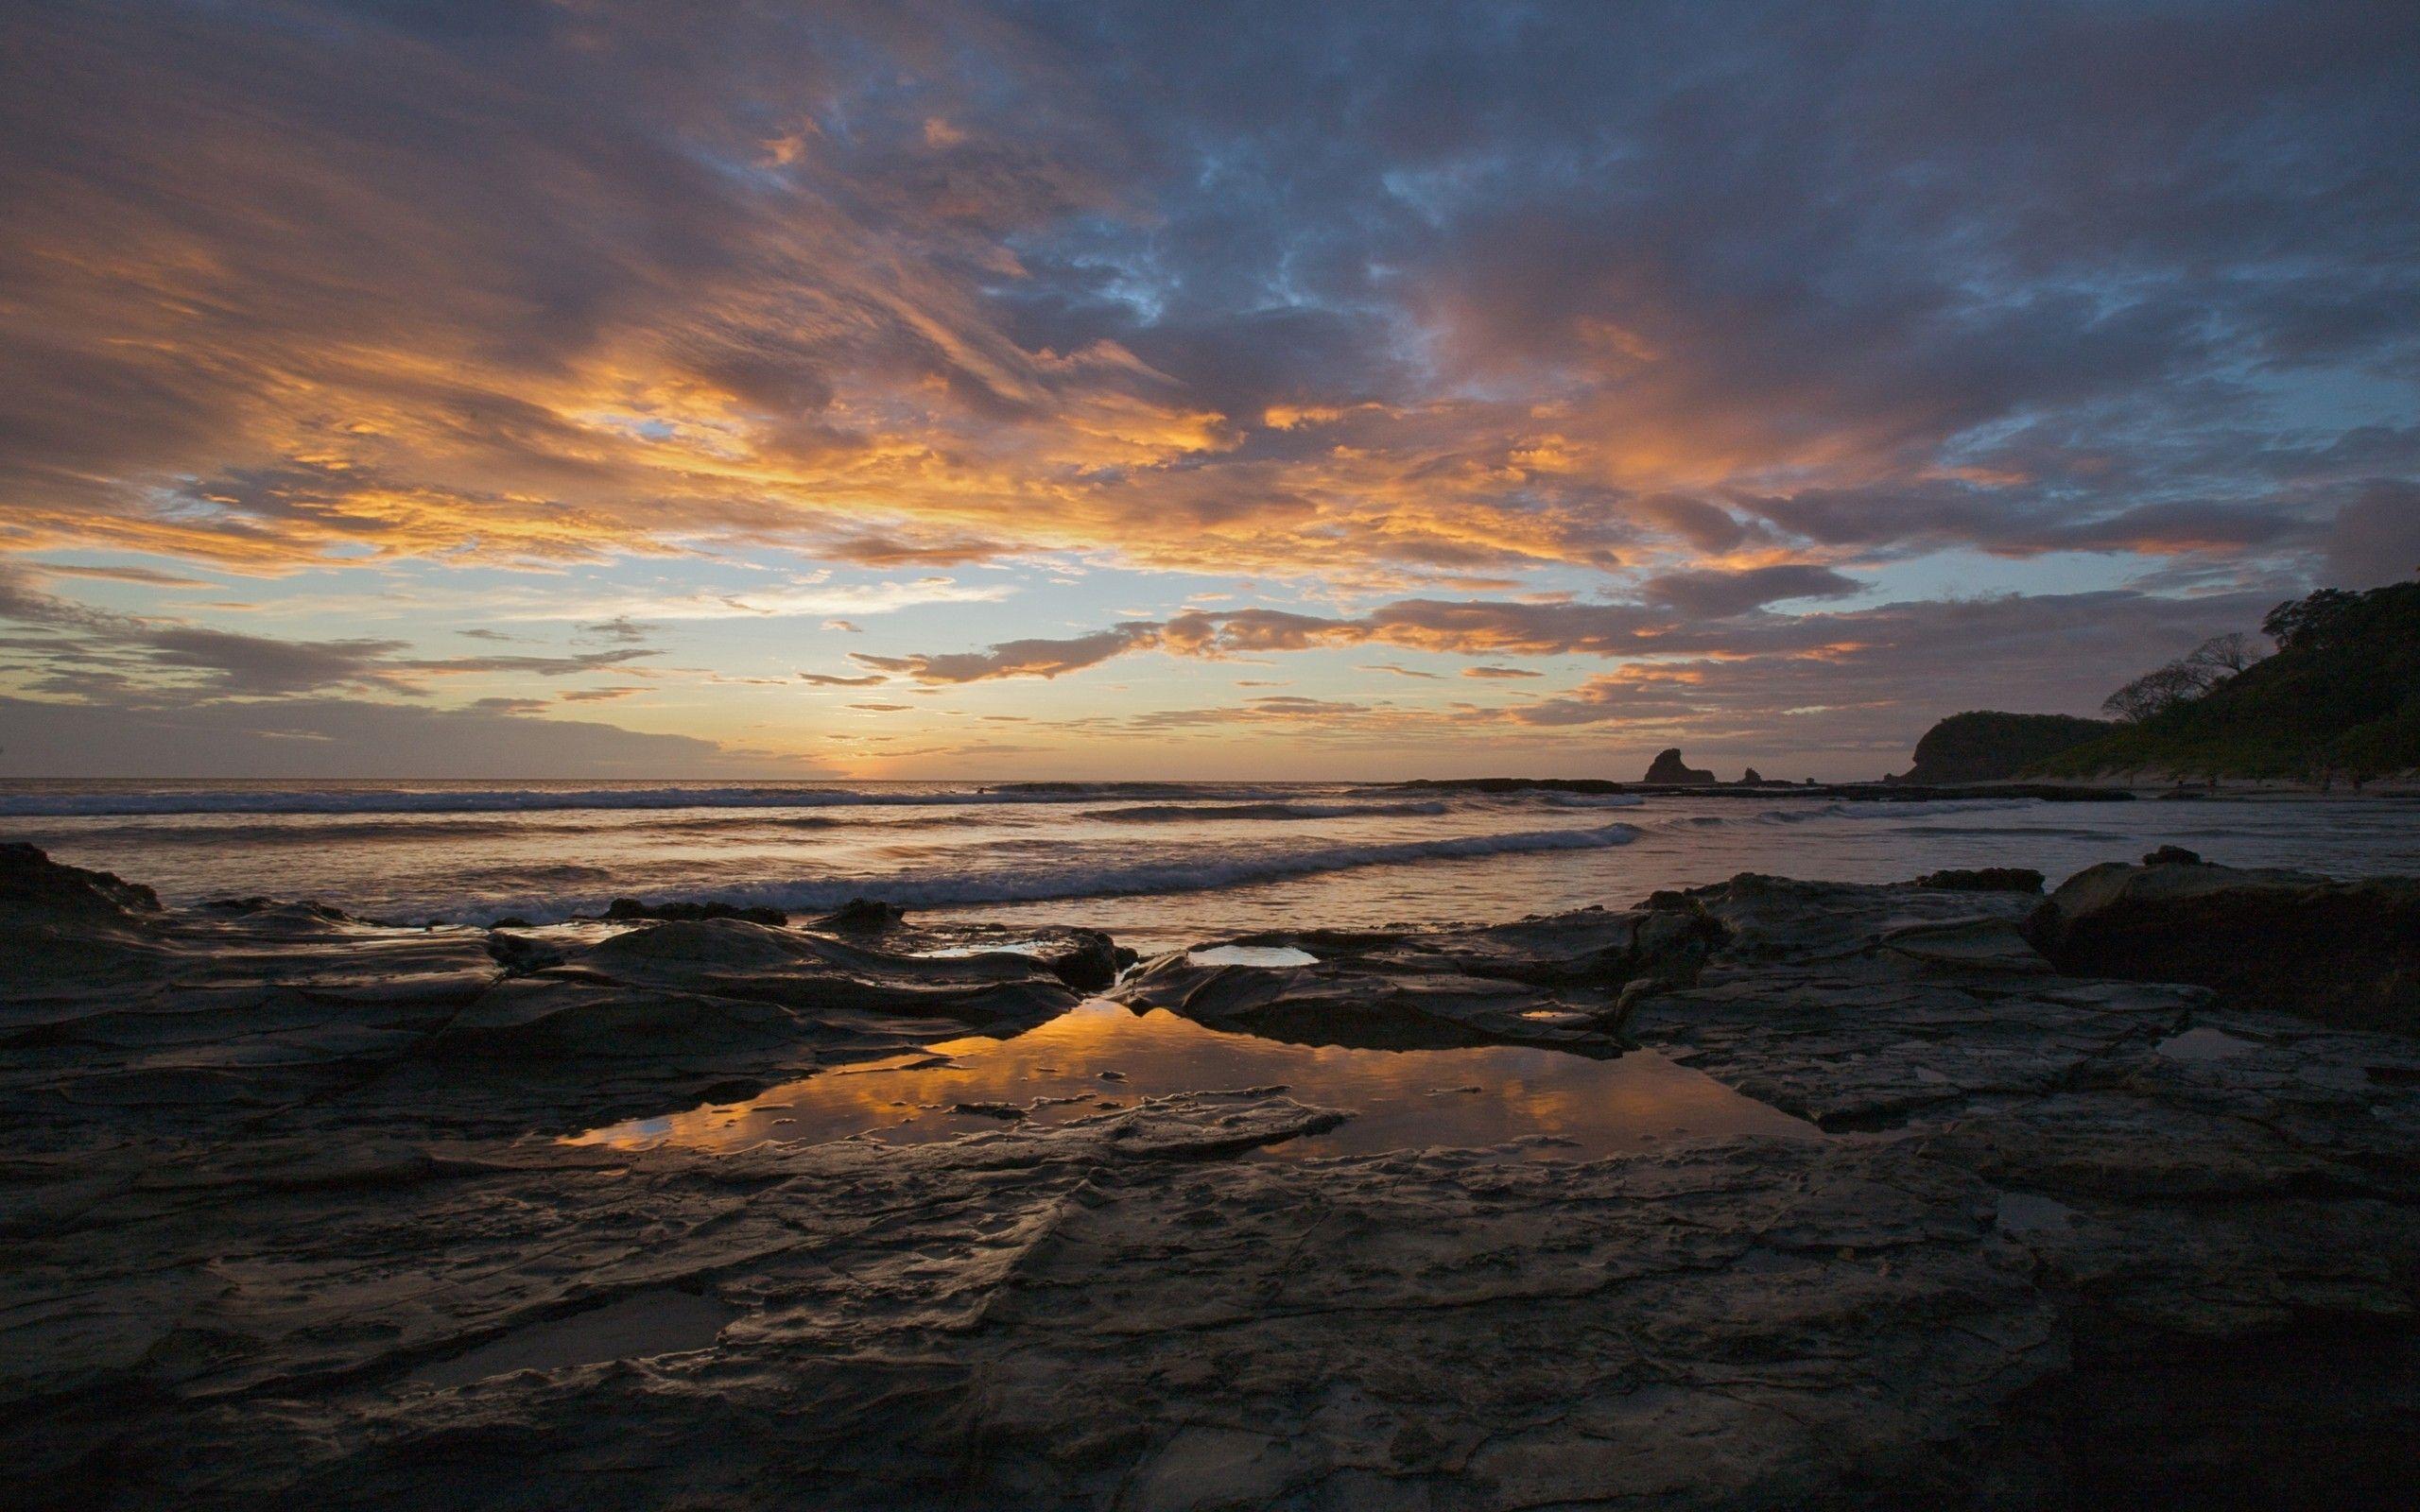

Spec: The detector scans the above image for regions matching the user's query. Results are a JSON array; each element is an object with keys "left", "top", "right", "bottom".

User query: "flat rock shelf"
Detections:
[{"left": 4, "top": 843, "right": 2418, "bottom": 1509}]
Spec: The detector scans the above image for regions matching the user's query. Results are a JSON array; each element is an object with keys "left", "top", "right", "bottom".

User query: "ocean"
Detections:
[{"left": 7, "top": 779, "right": 2416, "bottom": 951}]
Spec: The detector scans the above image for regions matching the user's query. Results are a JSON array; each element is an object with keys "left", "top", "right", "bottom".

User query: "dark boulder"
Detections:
[
  {"left": 2027, "top": 860, "right": 2420, "bottom": 1033},
  {"left": 600, "top": 897, "right": 788, "bottom": 927},
  {"left": 203, "top": 896, "right": 353, "bottom": 922},
  {"left": 1910, "top": 868, "right": 2046, "bottom": 893},
  {"left": 484, "top": 930, "right": 565, "bottom": 975},
  {"left": 1642, "top": 748, "right": 1717, "bottom": 785},
  {"left": 891, "top": 923, "right": 1128, "bottom": 993},
  {"left": 0, "top": 842, "right": 160, "bottom": 919},
  {"left": 810, "top": 898, "right": 908, "bottom": 931},
  {"left": 1035, "top": 932, "right": 1129, "bottom": 993}
]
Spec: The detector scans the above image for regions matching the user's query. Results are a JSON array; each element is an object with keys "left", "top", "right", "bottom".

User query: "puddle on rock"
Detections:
[
  {"left": 1185, "top": 944, "right": 1320, "bottom": 968},
  {"left": 1996, "top": 1192, "right": 2080, "bottom": 1234},
  {"left": 2157, "top": 1026, "right": 2261, "bottom": 1062},
  {"left": 569, "top": 1000, "right": 1816, "bottom": 1161},
  {"left": 407, "top": 1290, "right": 739, "bottom": 1390}
]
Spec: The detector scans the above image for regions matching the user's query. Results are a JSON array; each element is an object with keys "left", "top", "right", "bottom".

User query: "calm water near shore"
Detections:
[
  {"left": 572, "top": 1000, "right": 1818, "bottom": 1159},
  {"left": 5, "top": 779, "right": 2415, "bottom": 952}
]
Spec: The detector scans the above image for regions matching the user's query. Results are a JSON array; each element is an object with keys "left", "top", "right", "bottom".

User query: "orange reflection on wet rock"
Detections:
[{"left": 568, "top": 1000, "right": 1817, "bottom": 1161}]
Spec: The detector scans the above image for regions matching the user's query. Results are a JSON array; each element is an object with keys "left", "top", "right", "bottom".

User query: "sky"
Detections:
[{"left": 1, "top": 0, "right": 2415, "bottom": 781}]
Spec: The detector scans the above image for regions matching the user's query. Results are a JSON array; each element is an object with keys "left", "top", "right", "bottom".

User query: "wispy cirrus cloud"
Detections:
[{"left": 0, "top": 563, "right": 657, "bottom": 698}]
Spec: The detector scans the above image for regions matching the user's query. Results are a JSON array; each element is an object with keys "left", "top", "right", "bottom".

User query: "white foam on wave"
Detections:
[
  {"left": 1085, "top": 799, "right": 1454, "bottom": 823},
  {"left": 1754, "top": 799, "right": 2043, "bottom": 823},
  {"left": 468, "top": 819, "right": 1647, "bottom": 923}
]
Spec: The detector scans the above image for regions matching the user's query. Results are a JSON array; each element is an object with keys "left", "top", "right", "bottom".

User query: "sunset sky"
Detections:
[{"left": 2, "top": 1, "right": 2414, "bottom": 779}]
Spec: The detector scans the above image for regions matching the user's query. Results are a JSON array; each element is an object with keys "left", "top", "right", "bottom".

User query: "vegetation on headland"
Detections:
[
  {"left": 2031, "top": 578, "right": 2420, "bottom": 786},
  {"left": 1887, "top": 711, "right": 2113, "bottom": 784}
]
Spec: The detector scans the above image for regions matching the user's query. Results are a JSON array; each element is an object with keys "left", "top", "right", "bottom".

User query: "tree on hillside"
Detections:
[
  {"left": 2186, "top": 631, "right": 2263, "bottom": 677},
  {"left": 2262, "top": 589, "right": 2362, "bottom": 651},
  {"left": 2040, "top": 576, "right": 2420, "bottom": 784},
  {"left": 2100, "top": 633, "right": 2269, "bottom": 722},
  {"left": 2102, "top": 663, "right": 2204, "bottom": 722}
]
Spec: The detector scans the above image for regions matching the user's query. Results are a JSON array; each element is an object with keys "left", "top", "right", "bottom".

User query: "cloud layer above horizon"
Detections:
[{"left": 1, "top": 1, "right": 2414, "bottom": 778}]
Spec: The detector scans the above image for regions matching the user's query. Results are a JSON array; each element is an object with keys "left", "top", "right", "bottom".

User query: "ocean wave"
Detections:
[
  {"left": 0, "top": 810, "right": 889, "bottom": 848},
  {"left": 1083, "top": 799, "right": 1453, "bottom": 824},
  {"left": 1754, "top": 799, "right": 2042, "bottom": 824},
  {"left": 1893, "top": 822, "right": 2119, "bottom": 841},
  {"left": 1530, "top": 792, "right": 1648, "bottom": 809},
  {"left": 477, "top": 819, "right": 1645, "bottom": 922},
  {"left": 0, "top": 783, "right": 1262, "bottom": 819}
]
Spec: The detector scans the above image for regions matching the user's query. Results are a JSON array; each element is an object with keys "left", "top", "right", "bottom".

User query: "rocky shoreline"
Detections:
[{"left": 4, "top": 842, "right": 2416, "bottom": 1509}]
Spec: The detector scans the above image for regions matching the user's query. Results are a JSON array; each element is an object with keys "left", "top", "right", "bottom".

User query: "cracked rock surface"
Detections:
[
  {"left": 4, "top": 845, "right": 2418, "bottom": 1509},
  {"left": 0, "top": 845, "right": 1099, "bottom": 1147},
  {"left": 1113, "top": 899, "right": 1723, "bottom": 1054}
]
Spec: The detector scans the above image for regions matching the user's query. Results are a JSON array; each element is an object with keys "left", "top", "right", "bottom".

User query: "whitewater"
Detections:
[{"left": 6, "top": 779, "right": 2416, "bottom": 950}]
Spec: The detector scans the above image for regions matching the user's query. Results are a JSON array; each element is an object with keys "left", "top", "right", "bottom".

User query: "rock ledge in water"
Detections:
[
  {"left": 0, "top": 841, "right": 160, "bottom": 919},
  {"left": 600, "top": 896, "right": 787, "bottom": 926},
  {"left": 1116, "top": 900, "right": 1725, "bottom": 1053}
]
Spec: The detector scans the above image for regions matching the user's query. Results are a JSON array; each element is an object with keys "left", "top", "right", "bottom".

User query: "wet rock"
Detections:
[
  {"left": 1910, "top": 867, "right": 2046, "bottom": 893},
  {"left": 7, "top": 859, "right": 2419, "bottom": 1509},
  {"left": 1641, "top": 747, "right": 1717, "bottom": 784},
  {"left": 0, "top": 889, "right": 1115, "bottom": 1144},
  {"left": 949, "top": 1100, "right": 1027, "bottom": 1121},
  {"left": 2025, "top": 859, "right": 2420, "bottom": 1032},
  {"left": 1626, "top": 874, "right": 2186, "bottom": 1130},
  {"left": 1115, "top": 902, "right": 1723, "bottom": 1054},
  {"left": 6, "top": 1120, "right": 2077, "bottom": 1511},
  {"left": 809, "top": 897, "right": 907, "bottom": 931},
  {"left": 1615, "top": 870, "right": 2420, "bottom": 1502},
  {"left": 0, "top": 841, "right": 160, "bottom": 919},
  {"left": 2143, "top": 844, "right": 2204, "bottom": 865},
  {"left": 1880, "top": 914, "right": 2052, "bottom": 972},
  {"left": 202, "top": 896, "right": 355, "bottom": 922},
  {"left": 482, "top": 929, "right": 563, "bottom": 975},
  {"left": 880, "top": 921, "right": 1130, "bottom": 992},
  {"left": 600, "top": 896, "right": 788, "bottom": 926}
]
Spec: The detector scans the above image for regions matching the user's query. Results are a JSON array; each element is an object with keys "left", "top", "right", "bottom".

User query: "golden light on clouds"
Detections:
[{"left": 0, "top": 2, "right": 2408, "bottom": 778}]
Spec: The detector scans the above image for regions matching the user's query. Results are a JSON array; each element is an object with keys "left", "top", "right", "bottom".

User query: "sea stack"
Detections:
[{"left": 1642, "top": 748, "right": 1718, "bottom": 784}]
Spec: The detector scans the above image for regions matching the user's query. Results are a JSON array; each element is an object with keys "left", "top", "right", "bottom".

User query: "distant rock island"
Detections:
[
  {"left": 1889, "top": 711, "right": 2113, "bottom": 784},
  {"left": 1642, "top": 747, "right": 1717, "bottom": 784}
]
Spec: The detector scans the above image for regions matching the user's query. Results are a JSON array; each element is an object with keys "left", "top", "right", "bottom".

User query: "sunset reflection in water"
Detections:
[{"left": 569, "top": 1000, "right": 1816, "bottom": 1160}]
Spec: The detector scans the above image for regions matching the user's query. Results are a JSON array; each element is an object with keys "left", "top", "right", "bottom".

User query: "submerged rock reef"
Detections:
[{"left": 3, "top": 843, "right": 2417, "bottom": 1509}]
